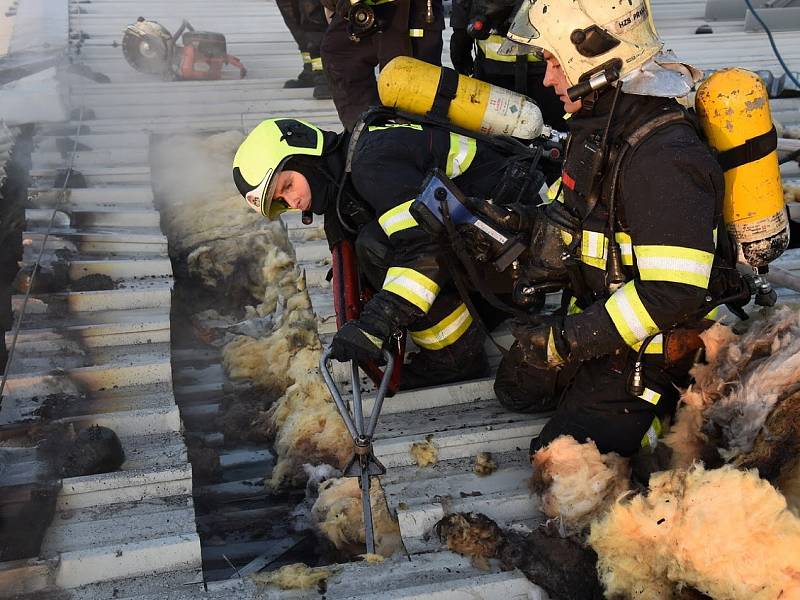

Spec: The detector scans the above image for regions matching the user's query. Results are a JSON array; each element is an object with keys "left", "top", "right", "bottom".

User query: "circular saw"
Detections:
[
  {"left": 122, "top": 18, "right": 176, "bottom": 76},
  {"left": 121, "top": 17, "right": 246, "bottom": 80}
]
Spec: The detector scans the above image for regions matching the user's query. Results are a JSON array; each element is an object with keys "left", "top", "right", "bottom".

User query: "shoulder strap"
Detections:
[{"left": 716, "top": 125, "right": 777, "bottom": 172}]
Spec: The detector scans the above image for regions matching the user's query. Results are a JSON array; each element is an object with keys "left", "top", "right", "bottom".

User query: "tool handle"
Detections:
[
  {"left": 320, "top": 347, "right": 359, "bottom": 440},
  {"left": 320, "top": 347, "right": 395, "bottom": 440},
  {"left": 366, "top": 349, "right": 394, "bottom": 437}
]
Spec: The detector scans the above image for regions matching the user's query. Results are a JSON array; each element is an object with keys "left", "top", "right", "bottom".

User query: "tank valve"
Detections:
[{"left": 753, "top": 268, "right": 777, "bottom": 307}]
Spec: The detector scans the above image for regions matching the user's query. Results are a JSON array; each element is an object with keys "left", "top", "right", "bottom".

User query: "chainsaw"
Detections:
[{"left": 121, "top": 17, "right": 246, "bottom": 81}]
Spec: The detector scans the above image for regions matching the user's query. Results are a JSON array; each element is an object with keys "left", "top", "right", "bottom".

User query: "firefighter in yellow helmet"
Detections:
[
  {"left": 492, "top": 0, "right": 754, "bottom": 457},
  {"left": 233, "top": 117, "right": 545, "bottom": 389}
]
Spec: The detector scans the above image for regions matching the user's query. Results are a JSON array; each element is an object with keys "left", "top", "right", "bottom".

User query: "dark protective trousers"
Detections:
[
  {"left": 354, "top": 220, "right": 486, "bottom": 374},
  {"left": 321, "top": 10, "right": 443, "bottom": 131},
  {"left": 510, "top": 351, "right": 688, "bottom": 457},
  {"left": 276, "top": 0, "right": 328, "bottom": 60}
]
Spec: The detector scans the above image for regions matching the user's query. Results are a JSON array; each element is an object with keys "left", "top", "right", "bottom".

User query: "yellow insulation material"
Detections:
[
  {"left": 311, "top": 477, "right": 402, "bottom": 557},
  {"left": 251, "top": 563, "right": 336, "bottom": 589},
  {"left": 589, "top": 465, "right": 800, "bottom": 600},
  {"left": 531, "top": 435, "right": 630, "bottom": 533},
  {"left": 785, "top": 181, "right": 800, "bottom": 204},
  {"left": 409, "top": 436, "right": 438, "bottom": 467},
  {"left": 473, "top": 452, "right": 497, "bottom": 476}
]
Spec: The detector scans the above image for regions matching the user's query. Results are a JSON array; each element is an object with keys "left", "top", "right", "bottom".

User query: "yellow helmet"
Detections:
[
  {"left": 232, "top": 118, "right": 324, "bottom": 219},
  {"left": 506, "top": 0, "right": 663, "bottom": 89}
]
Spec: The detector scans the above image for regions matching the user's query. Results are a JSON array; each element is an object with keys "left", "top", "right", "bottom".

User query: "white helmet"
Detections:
[{"left": 505, "top": 0, "right": 663, "bottom": 89}]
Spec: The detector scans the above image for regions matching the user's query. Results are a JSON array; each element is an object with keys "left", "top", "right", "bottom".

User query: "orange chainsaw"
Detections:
[{"left": 121, "top": 18, "right": 246, "bottom": 81}]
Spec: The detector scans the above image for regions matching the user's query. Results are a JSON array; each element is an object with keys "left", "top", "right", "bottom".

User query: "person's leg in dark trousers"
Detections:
[
  {"left": 354, "top": 221, "right": 488, "bottom": 389},
  {"left": 530, "top": 356, "right": 681, "bottom": 457},
  {"left": 297, "top": 0, "right": 331, "bottom": 97},
  {"left": 277, "top": 0, "right": 315, "bottom": 87},
  {"left": 409, "top": 28, "right": 443, "bottom": 66},
  {"left": 494, "top": 343, "right": 578, "bottom": 413},
  {"left": 321, "top": 15, "right": 380, "bottom": 130}
]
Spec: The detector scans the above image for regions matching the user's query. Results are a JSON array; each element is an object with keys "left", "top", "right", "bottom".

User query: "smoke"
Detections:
[
  {"left": 153, "top": 130, "right": 353, "bottom": 492},
  {"left": 151, "top": 131, "right": 296, "bottom": 311}
]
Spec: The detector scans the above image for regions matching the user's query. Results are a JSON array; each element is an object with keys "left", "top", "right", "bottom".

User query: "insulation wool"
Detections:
[
  {"left": 665, "top": 306, "right": 800, "bottom": 476},
  {"left": 589, "top": 465, "right": 800, "bottom": 600},
  {"left": 310, "top": 477, "right": 402, "bottom": 557},
  {"left": 434, "top": 512, "right": 504, "bottom": 569},
  {"left": 251, "top": 563, "right": 336, "bottom": 590},
  {"left": 531, "top": 435, "right": 630, "bottom": 533},
  {"left": 785, "top": 181, "right": 800, "bottom": 204},
  {"left": 473, "top": 452, "right": 498, "bottom": 476},
  {"left": 409, "top": 436, "right": 438, "bottom": 467},
  {"left": 219, "top": 265, "right": 351, "bottom": 490}
]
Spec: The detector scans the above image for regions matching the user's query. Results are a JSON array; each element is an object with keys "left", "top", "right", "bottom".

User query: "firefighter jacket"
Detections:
[
  {"left": 556, "top": 91, "right": 725, "bottom": 369},
  {"left": 343, "top": 123, "right": 513, "bottom": 330},
  {"left": 450, "top": 0, "right": 542, "bottom": 74}
]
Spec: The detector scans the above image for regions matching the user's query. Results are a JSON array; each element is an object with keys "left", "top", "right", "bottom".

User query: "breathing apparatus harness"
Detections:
[{"left": 560, "top": 83, "right": 767, "bottom": 397}]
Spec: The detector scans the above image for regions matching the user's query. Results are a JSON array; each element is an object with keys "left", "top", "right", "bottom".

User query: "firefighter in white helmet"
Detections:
[{"left": 494, "top": 0, "right": 754, "bottom": 458}]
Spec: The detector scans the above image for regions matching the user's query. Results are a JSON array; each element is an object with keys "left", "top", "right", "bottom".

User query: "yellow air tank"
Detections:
[
  {"left": 378, "top": 56, "right": 544, "bottom": 139},
  {"left": 695, "top": 68, "right": 789, "bottom": 269}
]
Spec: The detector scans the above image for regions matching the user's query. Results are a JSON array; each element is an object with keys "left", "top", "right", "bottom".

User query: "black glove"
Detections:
[
  {"left": 450, "top": 28, "right": 474, "bottom": 75},
  {"left": 511, "top": 316, "right": 571, "bottom": 370},
  {"left": 456, "top": 222, "right": 495, "bottom": 262},
  {"left": 330, "top": 320, "right": 386, "bottom": 363},
  {"left": 467, "top": 197, "right": 540, "bottom": 233}
]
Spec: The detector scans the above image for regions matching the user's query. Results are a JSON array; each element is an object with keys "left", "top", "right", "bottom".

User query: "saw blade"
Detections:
[{"left": 121, "top": 20, "right": 175, "bottom": 75}]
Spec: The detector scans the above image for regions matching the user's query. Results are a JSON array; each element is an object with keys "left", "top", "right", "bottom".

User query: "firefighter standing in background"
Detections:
[
  {"left": 232, "top": 118, "right": 537, "bottom": 388},
  {"left": 277, "top": 0, "right": 331, "bottom": 99},
  {"left": 498, "top": 0, "right": 751, "bottom": 456},
  {"left": 449, "top": 0, "right": 565, "bottom": 131},
  {"left": 320, "top": 0, "right": 445, "bottom": 130}
]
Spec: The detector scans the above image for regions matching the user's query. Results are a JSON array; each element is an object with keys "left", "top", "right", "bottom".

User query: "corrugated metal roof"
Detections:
[{"left": 1, "top": 0, "right": 799, "bottom": 597}]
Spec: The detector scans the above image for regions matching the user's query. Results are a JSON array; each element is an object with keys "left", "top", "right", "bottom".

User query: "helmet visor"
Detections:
[
  {"left": 498, "top": 38, "right": 543, "bottom": 58},
  {"left": 506, "top": 0, "right": 542, "bottom": 46},
  {"left": 235, "top": 156, "right": 291, "bottom": 218}
]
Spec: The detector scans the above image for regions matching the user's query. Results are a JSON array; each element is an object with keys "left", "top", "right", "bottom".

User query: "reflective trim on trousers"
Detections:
[
  {"left": 382, "top": 266, "right": 440, "bottom": 313},
  {"left": 641, "top": 416, "right": 662, "bottom": 448},
  {"left": 409, "top": 302, "right": 473, "bottom": 350},
  {"left": 378, "top": 199, "right": 418, "bottom": 237}
]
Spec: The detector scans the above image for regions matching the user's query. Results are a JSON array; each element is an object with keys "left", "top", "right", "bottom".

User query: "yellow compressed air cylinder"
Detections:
[
  {"left": 695, "top": 68, "right": 788, "bottom": 269},
  {"left": 378, "top": 56, "right": 543, "bottom": 139}
]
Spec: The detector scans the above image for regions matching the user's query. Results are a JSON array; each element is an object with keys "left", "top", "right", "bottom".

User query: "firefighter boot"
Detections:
[
  {"left": 400, "top": 322, "right": 490, "bottom": 390},
  {"left": 284, "top": 62, "right": 315, "bottom": 88},
  {"left": 312, "top": 71, "right": 331, "bottom": 100}
]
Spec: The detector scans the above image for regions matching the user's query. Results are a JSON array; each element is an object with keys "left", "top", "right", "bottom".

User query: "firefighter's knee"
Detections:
[
  {"left": 494, "top": 342, "right": 560, "bottom": 414},
  {"left": 355, "top": 221, "right": 390, "bottom": 288}
]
